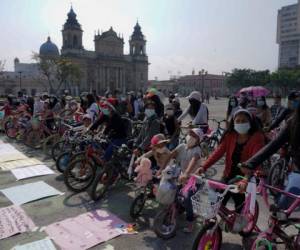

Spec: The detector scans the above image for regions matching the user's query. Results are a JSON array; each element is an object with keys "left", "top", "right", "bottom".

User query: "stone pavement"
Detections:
[{"left": 0, "top": 98, "right": 296, "bottom": 250}]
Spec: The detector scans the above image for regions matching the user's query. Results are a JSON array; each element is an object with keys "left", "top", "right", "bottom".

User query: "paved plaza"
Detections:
[{"left": 0, "top": 98, "right": 293, "bottom": 250}]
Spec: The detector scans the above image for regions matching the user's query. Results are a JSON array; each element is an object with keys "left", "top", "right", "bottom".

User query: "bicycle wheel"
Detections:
[
  {"left": 24, "top": 129, "right": 45, "bottom": 149},
  {"left": 56, "top": 151, "right": 72, "bottom": 173},
  {"left": 4, "top": 120, "right": 18, "bottom": 139},
  {"left": 268, "top": 161, "right": 285, "bottom": 196},
  {"left": 208, "top": 136, "right": 219, "bottom": 152},
  {"left": 51, "top": 140, "right": 71, "bottom": 161},
  {"left": 89, "top": 167, "right": 114, "bottom": 201},
  {"left": 130, "top": 193, "right": 147, "bottom": 219},
  {"left": 153, "top": 206, "right": 177, "bottom": 239},
  {"left": 64, "top": 158, "right": 97, "bottom": 192},
  {"left": 251, "top": 238, "right": 276, "bottom": 250},
  {"left": 43, "top": 133, "right": 60, "bottom": 156},
  {"left": 192, "top": 222, "right": 222, "bottom": 250}
]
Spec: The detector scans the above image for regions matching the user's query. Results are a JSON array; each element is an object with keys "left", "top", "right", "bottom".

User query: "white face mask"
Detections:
[
  {"left": 186, "top": 135, "right": 198, "bottom": 148},
  {"left": 257, "top": 100, "right": 265, "bottom": 107},
  {"left": 230, "top": 101, "right": 236, "bottom": 107},
  {"left": 145, "top": 109, "right": 155, "bottom": 117},
  {"left": 166, "top": 110, "right": 174, "bottom": 116},
  {"left": 234, "top": 122, "right": 250, "bottom": 135}
]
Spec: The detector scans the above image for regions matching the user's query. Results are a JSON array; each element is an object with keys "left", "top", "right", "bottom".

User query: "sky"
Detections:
[{"left": 0, "top": 0, "right": 297, "bottom": 80}]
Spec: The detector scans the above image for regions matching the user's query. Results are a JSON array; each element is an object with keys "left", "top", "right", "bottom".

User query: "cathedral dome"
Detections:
[{"left": 39, "top": 37, "right": 59, "bottom": 56}]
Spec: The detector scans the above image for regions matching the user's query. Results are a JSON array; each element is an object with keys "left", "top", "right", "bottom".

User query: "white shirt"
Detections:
[
  {"left": 175, "top": 143, "right": 201, "bottom": 172},
  {"left": 86, "top": 103, "right": 99, "bottom": 122},
  {"left": 178, "top": 103, "right": 208, "bottom": 125}
]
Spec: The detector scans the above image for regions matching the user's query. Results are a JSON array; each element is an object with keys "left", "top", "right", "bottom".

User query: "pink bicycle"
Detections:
[
  {"left": 191, "top": 175, "right": 259, "bottom": 250},
  {"left": 250, "top": 176, "right": 300, "bottom": 250}
]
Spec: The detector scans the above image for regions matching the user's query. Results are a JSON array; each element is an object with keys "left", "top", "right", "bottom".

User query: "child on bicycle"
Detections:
[{"left": 162, "top": 128, "right": 204, "bottom": 233}]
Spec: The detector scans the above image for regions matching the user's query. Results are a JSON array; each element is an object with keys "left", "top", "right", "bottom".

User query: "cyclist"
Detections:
[
  {"left": 270, "top": 94, "right": 284, "bottom": 121},
  {"left": 86, "top": 93, "right": 99, "bottom": 122},
  {"left": 89, "top": 102, "right": 127, "bottom": 161},
  {"left": 266, "top": 91, "right": 300, "bottom": 132},
  {"left": 226, "top": 96, "right": 239, "bottom": 125},
  {"left": 163, "top": 128, "right": 203, "bottom": 233},
  {"left": 163, "top": 104, "right": 180, "bottom": 150},
  {"left": 197, "top": 109, "right": 265, "bottom": 212},
  {"left": 133, "top": 100, "right": 161, "bottom": 155},
  {"left": 256, "top": 96, "right": 272, "bottom": 128},
  {"left": 178, "top": 91, "right": 209, "bottom": 133},
  {"left": 242, "top": 102, "right": 300, "bottom": 209}
]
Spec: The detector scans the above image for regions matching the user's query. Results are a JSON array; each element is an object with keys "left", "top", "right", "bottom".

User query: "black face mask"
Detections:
[{"left": 189, "top": 98, "right": 200, "bottom": 106}]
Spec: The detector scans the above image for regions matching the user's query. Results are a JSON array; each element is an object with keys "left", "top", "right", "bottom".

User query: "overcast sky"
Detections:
[{"left": 0, "top": 0, "right": 297, "bottom": 79}]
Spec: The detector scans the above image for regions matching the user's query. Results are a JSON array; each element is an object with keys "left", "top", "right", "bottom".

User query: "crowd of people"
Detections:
[{"left": 0, "top": 88, "right": 300, "bottom": 240}]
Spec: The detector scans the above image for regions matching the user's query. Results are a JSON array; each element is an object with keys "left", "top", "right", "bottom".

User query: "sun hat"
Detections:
[{"left": 186, "top": 91, "right": 201, "bottom": 102}]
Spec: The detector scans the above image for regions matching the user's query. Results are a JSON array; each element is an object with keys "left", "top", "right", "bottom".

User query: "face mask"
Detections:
[
  {"left": 257, "top": 100, "right": 265, "bottom": 107},
  {"left": 145, "top": 109, "right": 155, "bottom": 117},
  {"left": 166, "top": 110, "right": 174, "bottom": 116},
  {"left": 293, "top": 100, "right": 300, "bottom": 110},
  {"left": 102, "top": 108, "right": 110, "bottom": 116},
  {"left": 234, "top": 122, "right": 250, "bottom": 135},
  {"left": 230, "top": 101, "right": 236, "bottom": 107},
  {"left": 186, "top": 135, "right": 198, "bottom": 148}
]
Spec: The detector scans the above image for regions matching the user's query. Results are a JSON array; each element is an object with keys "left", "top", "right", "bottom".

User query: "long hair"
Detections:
[
  {"left": 188, "top": 99, "right": 201, "bottom": 117},
  {"left": 226, "top": 96, "right": 238, "bottom": 118},
  {"left": 221, "top": 111, "right": 260, "bottom": 142},
  {"left": 86, "top": 93, "right": 95, "bottom": 108}
]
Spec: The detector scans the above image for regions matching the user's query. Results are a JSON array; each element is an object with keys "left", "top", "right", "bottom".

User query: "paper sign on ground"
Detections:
[
  {"left": 45, "top": 209, "right": 126, "bottom": 250},
  {"left": 11, "top": 165, "right": 55, "bottom": 180},
  {"left": 0, "top": 205, "right": 36, "bottom": 240},
  {"left": 0, "top": 158, "right": 43, "bottom": 171},
  {"left": 1, "top": 181, "right": 63, "bottom": 205},
  {"left": 12, "top": 238, "right": 56, "bottom": 250},
  {"left": 0, "top": 153, "right": 28, "bottom": 163}
]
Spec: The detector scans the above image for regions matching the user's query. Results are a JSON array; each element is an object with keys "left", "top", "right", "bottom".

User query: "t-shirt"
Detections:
[
  {"left": 86, "top": 103, "right": 99, "bottom": 122},
  {"left": 175, "top": 143, "right": 201, "bottom": 172}
]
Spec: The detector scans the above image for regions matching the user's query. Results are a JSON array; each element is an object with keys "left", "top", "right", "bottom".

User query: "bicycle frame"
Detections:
[{"left": 253, "top": 177, "right": 300, "bottom": 249}]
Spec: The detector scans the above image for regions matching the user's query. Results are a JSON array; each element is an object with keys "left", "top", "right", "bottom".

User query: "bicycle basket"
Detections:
[{"left": 191, "top": 185, "right": 223, "bottom": 219}]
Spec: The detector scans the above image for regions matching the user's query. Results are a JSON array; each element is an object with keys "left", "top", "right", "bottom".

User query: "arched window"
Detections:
[{"left": 73, "top": 35, "right": 78, "bottom": 47}]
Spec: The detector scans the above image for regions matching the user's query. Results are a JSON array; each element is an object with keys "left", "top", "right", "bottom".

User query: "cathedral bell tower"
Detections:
[
  {"left": 129, "top": 22, "right": 146, "bottom": 56},
  {"left": 62, "top": 6, "right": 83, "bottom": 51}
]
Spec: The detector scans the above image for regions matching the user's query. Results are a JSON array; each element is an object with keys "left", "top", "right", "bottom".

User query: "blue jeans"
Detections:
[
  {"left": 278, "top": 172, "right": 300, "bottom": 209},
  {"left": 103, "top": 138, "right": 127, "bottom": 161}
]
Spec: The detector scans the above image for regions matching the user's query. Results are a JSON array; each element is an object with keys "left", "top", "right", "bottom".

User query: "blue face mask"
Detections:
[
  {"left": 102, "top": 108, "right": 110, "bottom": 116},
  {"left": 293, "top": 100, "right": 300, "bottom": 110}
]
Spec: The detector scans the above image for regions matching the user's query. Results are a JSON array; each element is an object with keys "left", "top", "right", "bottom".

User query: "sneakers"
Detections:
[{"left": 183, "top": 223, "right": 194, "bottom": 233}]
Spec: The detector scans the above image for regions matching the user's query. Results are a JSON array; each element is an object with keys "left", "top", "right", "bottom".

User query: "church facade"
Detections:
[{"left": 41, "top": 7, "right": 149, "bottom": 95}]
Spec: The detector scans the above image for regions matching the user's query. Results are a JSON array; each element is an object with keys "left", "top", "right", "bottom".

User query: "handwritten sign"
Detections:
[
  {"left": 11, "top": 165, "right": 55, "bottom": 180},
  {"left": 1, "top": 181, "right": 64, "bottom": 205},
  {"left": 12, "top": 238, "right": 56, "bottom": 250},
  {"left": 0, "top": 205, "right": 35, "bottom": 240},
  {"left": 45, "top": 210, "right": 125, "bottom": 250},
  {"left": 0, "top": 158, "right": 42, "bottom": 171}
]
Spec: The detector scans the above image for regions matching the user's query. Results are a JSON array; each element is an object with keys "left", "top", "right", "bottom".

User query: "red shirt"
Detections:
[{"left": 202, "top": 131, "right": 265, "bottom": 177}]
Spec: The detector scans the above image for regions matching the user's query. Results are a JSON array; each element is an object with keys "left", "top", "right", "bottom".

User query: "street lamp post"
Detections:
[{"left": 199, "top": 69, "right": 207, "bottom": 102}]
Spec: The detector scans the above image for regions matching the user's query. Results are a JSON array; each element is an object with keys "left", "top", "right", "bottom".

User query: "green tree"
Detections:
[{"left": 33, "top": 53, "right": 82, "bottom": 95}]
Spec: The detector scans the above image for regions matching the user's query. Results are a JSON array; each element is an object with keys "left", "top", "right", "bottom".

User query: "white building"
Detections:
[{"left": 277, "top": 0, "right": 300, "bottom": 68}]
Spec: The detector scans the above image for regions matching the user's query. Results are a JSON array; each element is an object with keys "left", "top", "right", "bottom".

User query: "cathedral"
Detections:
[{"left": 39, "top": 6, "right": 149, "bottom": 95}]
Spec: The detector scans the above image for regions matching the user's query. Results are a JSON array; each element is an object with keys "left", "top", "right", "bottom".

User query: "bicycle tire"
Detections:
[
  {"left": 64, "top": 157, "right": 97, "bottom": 192},
  {"left": 130, "top": 193, "right": 147, "bottom": 219},
  {"left": 192, "top": 222, "right": 222, "bottom": 250},
  {"left": 89, "top": 167, "right": 114, "bottom": 201},
  {"left": 43, "top": 133, "right": 60, "bottom": 156},
  {"left": 24, "top": 129, "right": 45, "bottom": 149},
  {"left": 153, "top": 206, "right": 177, "bottom": 239}
]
